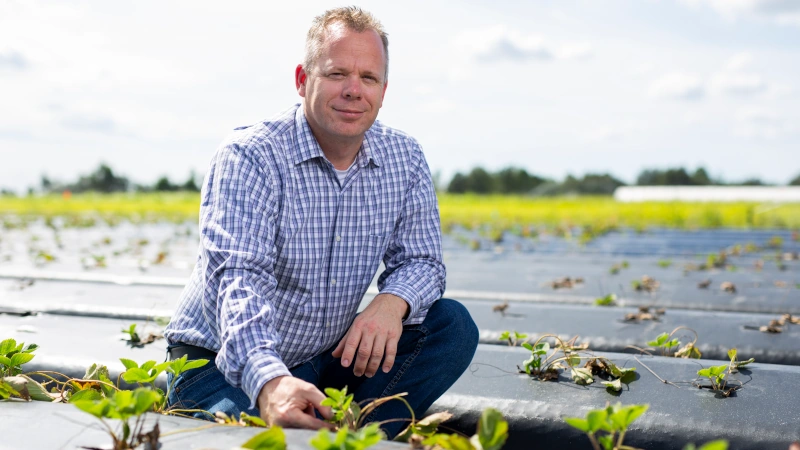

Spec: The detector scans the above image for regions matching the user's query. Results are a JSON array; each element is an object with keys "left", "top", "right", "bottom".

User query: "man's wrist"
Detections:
[{"left": 373, "top": 293, "right": 410, "bottom": 320}]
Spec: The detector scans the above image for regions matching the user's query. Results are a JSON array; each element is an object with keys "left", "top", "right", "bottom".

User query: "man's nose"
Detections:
[{"left": 342, "top": 76, "right": 362, "bottom": 99}]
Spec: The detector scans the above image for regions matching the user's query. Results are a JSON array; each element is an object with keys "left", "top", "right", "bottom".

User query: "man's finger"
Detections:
[
  {"left": 340, "top": 327, "right": 363, "bottom": 368},
  {"left": 353, "top": 332, "right": 374, "bottom": 377},
  {"left": 365, "top": 335, "right": 386, "bottom": 377},
  {"left": 304, "top": 387, "right": 334, "bottom": 421},
  {"left": 288, "top": 409, "right": 335, "bottom": 430},
  {"left": 331, "top": 329, "right": 349, "bottom": 358},
  {"left": 382, "top": 336, "right": 398, "bottom": 373}
]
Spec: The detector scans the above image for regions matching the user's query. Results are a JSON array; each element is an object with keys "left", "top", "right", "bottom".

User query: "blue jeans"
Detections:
[{"left": 166, "top": 298, "right": 478, "bottom": 438}]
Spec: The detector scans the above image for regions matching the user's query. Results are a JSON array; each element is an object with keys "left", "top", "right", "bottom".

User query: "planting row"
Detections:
[
  {"left": 431, "top": 344, "right": 800, "bottom": 450},
  {"left": 466, "top": 300, "right": 800, "bottom": 365}
]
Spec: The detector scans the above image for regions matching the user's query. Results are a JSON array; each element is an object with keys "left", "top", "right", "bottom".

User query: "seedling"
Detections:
[
  {"left": 595, "top": 294, "right": 616, "bottom": 307},
  {"left": 657, "top": 259, "right": 672, "bottom": 268},
  {"left": 695, "top": 349, "right": 747, "bottom": 396},
  {"left": 120, "top": 355, "right": 209, "bottom": 413},
  {"left": 726, "top": 348, "right": 755, "bottom": 374},
  {"left": 565, "top": 402, "right": 649, "bottom": 450},
  {"left": 121, "top": 324, "right": 141, "bottom": 345},
  {"left": 609, "top": 261, "right": 629, "bottom": 275},
  {"left": 420, "top": 408, "right": 508, "bottom": 450},
  {"left": 645, "top": 327, "right": 701, "bottom": 359},
  {"left": 647, "top": 333, "right": 680, "bottom": 356},
  {"left": 73, "top": 387, "right": 162, "bottom": 450},
  {"left": 498, "top": 330, "right": 528, "bottom": 347},
  {"left": 0, "top": 338, "right": 38, "bottom": 377},
  {"left": 310, "top": 423, "right": 383, "bottom": 450}
]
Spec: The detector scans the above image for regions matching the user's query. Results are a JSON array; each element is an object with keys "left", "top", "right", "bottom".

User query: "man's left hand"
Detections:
[{"left": 332, "top": 293, "right": 408, "bottom": 377}]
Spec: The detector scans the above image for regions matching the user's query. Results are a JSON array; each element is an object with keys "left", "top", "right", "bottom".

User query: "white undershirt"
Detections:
[{"left": 333, "top": 160, "right": 356, "bottom": 184}]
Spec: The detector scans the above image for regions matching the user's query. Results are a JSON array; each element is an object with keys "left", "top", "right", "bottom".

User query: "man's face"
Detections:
[{"left": 296, "top": 24, "right": 388, "bottom": 147}]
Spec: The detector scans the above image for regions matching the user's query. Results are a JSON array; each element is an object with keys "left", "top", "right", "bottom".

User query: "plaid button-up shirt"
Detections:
[{"left": 165, "top": 104, "right": 445, "bottom": 407}]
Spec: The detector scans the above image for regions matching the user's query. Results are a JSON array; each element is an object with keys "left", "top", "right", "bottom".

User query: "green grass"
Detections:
[{"left": 2, "top": 193, "right": 800, "bottom": 233}]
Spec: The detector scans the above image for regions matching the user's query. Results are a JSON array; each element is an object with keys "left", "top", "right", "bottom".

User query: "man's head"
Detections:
[
  {"left": 304, "top": 7, "right": 389, "bottom": 81},
  {"left": 296, "top": 7, "right": 389, "bottom": 153}
]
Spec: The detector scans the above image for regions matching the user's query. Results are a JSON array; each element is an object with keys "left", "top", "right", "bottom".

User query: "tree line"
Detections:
[
  {"left": 445, "top": 166, "right": 800, "bottom": 195},
  {"left": 36, "top": 164, "right": 200, "bottom": 194}
]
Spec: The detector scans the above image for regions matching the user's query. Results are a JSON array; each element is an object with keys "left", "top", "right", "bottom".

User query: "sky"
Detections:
[{"left": 1, "top": 0, "right": 799, "bottom": 192}]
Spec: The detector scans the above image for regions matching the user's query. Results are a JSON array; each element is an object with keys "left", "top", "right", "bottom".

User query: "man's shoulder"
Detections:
[
  {"left": 367, "top": 120, "right": 425, "bottom": 165},
  {"left": 222, "top": 105, "right": 299, "bottom": 151}
]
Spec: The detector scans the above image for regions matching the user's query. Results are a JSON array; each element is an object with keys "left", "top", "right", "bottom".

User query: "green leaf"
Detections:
[
  {"left": 0, "top": 339, "right": 17, "bottom": 355},
  {"left": 697, "top": 368, "right": 711, "bottom": 377},
  {"left": 69, "top": 388, "right": 103, "bottom": 403},
  {"left": 476, "top": 408, "right": 508, "bottom": 450},
  {"left": 534, "top": 342, "right": 550, "bottom": 354},
  {"left": 122, "top": 368, "right": 155, "bottom": 384},
  {"left": 181, "top": 358, "right": 209, "bottom": 372},
  {"left": 9, "top": 353, "right": 34, "bottom": 367},
  {"left": 696, "top": 440, "right": 729, "bottom": 450},
  {"left": 727, "top": 348, "right": 737, "bottom": 360},
  {"left": 21, "top": 343, "right": 38, "bottom": 353},
  {"left": 140, "top": 360, "right": 156, "bottom": 371},
  {"left": 564, "top": 417, "right": 590, "bottom": 432},
  {"left": 598, "top": 434, "right": 615, "bottom": 450},
  {"left": 73, "top": 398, "right": 112, "bottom": 419},
  {"left": 499, "top": 331, "right": 510, "bottom": 341},
  {"left": 132, "top": 388, "right": 162, "bottom": 415},
  {"left": 241, "top": 426, "right": 287, "bottom": 449},
  {"left": 586, "top": 409, "right": 608, "bottom": 433},
  {"left": 609, "top": 403, "right": 649, "bottom": 431},
  {"left": 647, "top": 333, "right": 668, "bottom": 347},
  {"left": 0, "top": 379, "right": 20, "bottom": 399},
  {"left": 119, "top": 358, "right": 138, "bottom": 370},
  {"left": 0, "top": 355, "right": 12, "bottom": 367}
]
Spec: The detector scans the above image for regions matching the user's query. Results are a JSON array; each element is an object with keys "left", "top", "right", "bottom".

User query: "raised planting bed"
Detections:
[
  {"left": 466, "top": 300, "right": 800, "bottom": 365},
  {"left": 0, "top": 277, "right": 181, "bottom": 318},
  {"left": 0, "top": 400, "right": 408, "bottom": 449},
  {"left": 426, "top": 344, "right": 800, "bottom": 450}
]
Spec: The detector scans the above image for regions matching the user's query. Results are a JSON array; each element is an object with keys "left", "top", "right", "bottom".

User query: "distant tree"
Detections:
[
  {"left": 182, "top": 171, "right": 200, "bottom": 192},
  {"left": 637, "top": 167, "right": 693, "bottom": 186},
  {"left": 790, "top": 174, "right": 800, "bottom": 186},
  {"left": 466, "top": 167, "right": 495, "bottom": 194},
  {"left": 740, "top": 178, "right": 766, "bottom": 186},
  {"left": 690, "top": 167, "right": 712, "bottom": 185},
  {"left": 40, "top": 175, "right": 53, "bottom": 193},
  {"left": 495, "top": 167, "right": 546, "bottom": 194},
  {"left": 0, "top": 188, "right": 16, "bottom": 197},
  {"left": 154, "top": 176, "right": 179, "bottom": 192},
  {"left": 575, "top": 173, "right": 626, "bottom": 195},
  {"left": 68, "top": 164, "right": 129, "bottom": 193},
  {"left": 447, "top": 172, "right": 469, "bottom": 193}
]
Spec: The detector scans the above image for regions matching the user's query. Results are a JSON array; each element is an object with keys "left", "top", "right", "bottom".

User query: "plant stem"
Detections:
[
  {"left": 616, "top": 430, "right": 626, "bottom": 450},
  {"left": 587, "top": 432, "right": 602, "bottom": 450}
]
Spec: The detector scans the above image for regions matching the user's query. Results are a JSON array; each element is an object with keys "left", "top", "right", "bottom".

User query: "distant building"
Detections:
[{"left": 614, "top": 186, "right": 800, "bottom": 202}]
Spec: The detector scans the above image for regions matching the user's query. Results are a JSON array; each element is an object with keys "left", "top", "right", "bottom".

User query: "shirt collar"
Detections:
[{"left": 292, "top": 104, "right": 382, "bottom": 168}]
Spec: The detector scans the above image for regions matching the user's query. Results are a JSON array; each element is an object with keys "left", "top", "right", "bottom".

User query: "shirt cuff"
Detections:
[
  {"left": 379, "top": 283, "right": 423, "bottom": 325},
  {"left": 242, "top": 348, "right": 292, "bottom": 410}
]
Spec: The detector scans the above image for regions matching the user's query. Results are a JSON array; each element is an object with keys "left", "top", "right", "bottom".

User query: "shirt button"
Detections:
[
  {"left": 331, "top": 279, "right": 336, "bottom": 285},
  {"left": 335, "top": 235, "right": 341, "bottom": 242}
]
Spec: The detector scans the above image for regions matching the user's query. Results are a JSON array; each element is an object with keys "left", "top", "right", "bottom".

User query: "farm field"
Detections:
[{"left": 1, "top": 195, "right": 799, "bottom": 449}]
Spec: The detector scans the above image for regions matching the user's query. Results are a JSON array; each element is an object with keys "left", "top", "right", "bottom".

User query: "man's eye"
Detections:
[{"left": 329, "top": 73, "right": 344, "bottom": 78}]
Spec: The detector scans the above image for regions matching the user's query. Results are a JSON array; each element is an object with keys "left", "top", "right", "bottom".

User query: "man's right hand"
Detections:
[{"left": 257, "top": 376, "right": 334, "bottom": 429}]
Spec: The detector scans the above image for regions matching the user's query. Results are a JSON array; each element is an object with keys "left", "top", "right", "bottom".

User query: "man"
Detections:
[{"left": 164, "top": 6, "right": 478, "bottom": 438}]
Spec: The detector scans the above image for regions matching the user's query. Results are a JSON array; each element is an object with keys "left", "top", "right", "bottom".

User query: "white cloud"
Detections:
[
  {"left": 725, "top": 52, "right": 753, "bottom": 70},
  {"left": 455, "top": 26, "right": 593, "bottom": 63},
  {"left": 648, "top": 72, "right": 705, "bottom": 100}
]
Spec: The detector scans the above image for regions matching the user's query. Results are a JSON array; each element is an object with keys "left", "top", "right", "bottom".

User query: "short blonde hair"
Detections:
[{"left": 303, "top": 6, "right": 389, "bottom": 81}]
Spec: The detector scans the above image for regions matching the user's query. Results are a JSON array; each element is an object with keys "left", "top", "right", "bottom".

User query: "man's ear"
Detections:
[{"left": 295, "top": 64, "right": 307, "bottom": 97}]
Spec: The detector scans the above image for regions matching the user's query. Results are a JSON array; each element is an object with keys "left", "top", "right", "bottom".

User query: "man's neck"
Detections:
[{"left": 317, "top": 138, "right": 361, "bottom": 170}]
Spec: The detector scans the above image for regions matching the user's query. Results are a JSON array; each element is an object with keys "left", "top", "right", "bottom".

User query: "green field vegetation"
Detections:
[{"left": 2, "top": 193, "right": 800, "bottom": 234}]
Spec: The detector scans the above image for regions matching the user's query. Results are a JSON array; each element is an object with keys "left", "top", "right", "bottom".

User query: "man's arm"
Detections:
[
  {"left": 333, "top": 144, "right": 445, "bottom": 377},
  {"left": 200, "top": 141, "right": 330, "bottom": 427}
]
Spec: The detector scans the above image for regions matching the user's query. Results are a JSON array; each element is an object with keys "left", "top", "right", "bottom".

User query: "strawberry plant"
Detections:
[
  {"left": 683, "top": 441, "right": 728, "bottom": 450},
  {"left": 420, "top": 408, "right": 508, "bottom": 450},
  {"left": 239, "top": 426, "right": 287, "bottom": 449},
  {"left": 72, "top": 387, "right": 163, "bottom": 450},
  {"left": 565, "top": 402, "right": 648, "bottom": 450},
  {"left": 0, "top": 338, "right": 38, "bottom": 377},
  {"left": 498, "top": 330, "right": 528, "bottom": 346}
]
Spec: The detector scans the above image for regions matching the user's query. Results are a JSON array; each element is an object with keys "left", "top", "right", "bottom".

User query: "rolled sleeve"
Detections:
[
  {"left": 378, "top": 147, "right": 446, "bottom": 325},
  {"left": 200, "top": 140, "right": 289, "bottom": 408}
]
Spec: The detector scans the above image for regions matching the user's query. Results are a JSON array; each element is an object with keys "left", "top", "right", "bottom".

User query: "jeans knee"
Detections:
[{"left": 432, "top": 298, "right": 479, "bottom": 355}]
